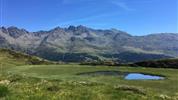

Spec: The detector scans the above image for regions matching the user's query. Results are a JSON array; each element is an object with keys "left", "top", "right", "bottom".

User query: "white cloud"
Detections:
[
  {"left": 62, "top": 0, "right": 135, "bottom": 11},
  {"left": 58, "top": 12, "right": 119, "bottom": 25},
  {"left": 111, "top": 1, "right": 135, "bottom": 11}
]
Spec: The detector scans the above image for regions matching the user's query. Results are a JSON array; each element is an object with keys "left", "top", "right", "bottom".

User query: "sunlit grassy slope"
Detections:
[{"left": 0, "top": 48, "right": 56, "bottom": 71}]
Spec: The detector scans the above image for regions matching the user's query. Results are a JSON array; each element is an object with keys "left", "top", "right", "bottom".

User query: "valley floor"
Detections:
[{"left": 0, "top": 64, "right": 178, "bottom": 100}]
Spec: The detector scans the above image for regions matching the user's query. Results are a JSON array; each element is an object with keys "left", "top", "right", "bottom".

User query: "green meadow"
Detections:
[{"left": 0, "top": 64, "right": 178, "bottom": 100}]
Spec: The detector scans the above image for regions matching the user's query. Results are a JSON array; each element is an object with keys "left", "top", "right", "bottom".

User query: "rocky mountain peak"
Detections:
[
  {"left": 53, "top": 26, "right": 63, "bottom": 31},
  {"left": 68, "top": 25, "right": 76, "bottom": 31},
  {"left": 6, "top": 26, "right": 29, "bottom": 38},
  {"left": 76, "top": 25, "right": 88, "bottom": 29},
  {"left": 0, "top": 27, "right": 8, "bottom": 34},
  {"left": 67, "top": 25, "right": 90, "bottom": 33}
]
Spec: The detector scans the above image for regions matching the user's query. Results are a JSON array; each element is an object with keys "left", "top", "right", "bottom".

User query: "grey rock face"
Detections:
[{"left": 0, "top": 26, "right": 177, "bottom": 62}]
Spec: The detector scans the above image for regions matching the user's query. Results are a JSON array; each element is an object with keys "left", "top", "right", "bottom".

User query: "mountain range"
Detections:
[{"left": 0, "top": 25, "right": 178, "bottom": 62}]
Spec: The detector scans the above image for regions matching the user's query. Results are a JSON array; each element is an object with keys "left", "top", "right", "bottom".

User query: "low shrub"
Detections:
[{"left": 0, "top": 85, "right": 9, "bottom": 97}]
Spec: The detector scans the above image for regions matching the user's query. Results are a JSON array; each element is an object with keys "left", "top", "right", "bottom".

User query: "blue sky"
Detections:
[{"left": 0, "top": 0, "right": 177, "bottom": 35}]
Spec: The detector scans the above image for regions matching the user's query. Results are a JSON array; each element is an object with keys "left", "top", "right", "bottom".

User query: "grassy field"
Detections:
[
  {"left": 0, "top": 49, "right": 178, "bottom": 100},
  {"left": 0, "top": 64, "right": 178, "bottom": 100}
]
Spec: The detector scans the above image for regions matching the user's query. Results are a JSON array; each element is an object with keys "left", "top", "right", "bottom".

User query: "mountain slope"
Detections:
[
  {"left": 0, "top": 48, "right": 56, "bottom": 68},
  {"left": 0, "top": 26, "right": 177, "bottom": 62},
  {"left": 132, "top": 58, "right": 178, "bottom": 69}
]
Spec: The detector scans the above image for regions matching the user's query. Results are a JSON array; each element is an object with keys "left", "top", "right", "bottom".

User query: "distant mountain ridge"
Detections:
[{"left": 0, "top": 25, "right": 178, "bottom": 62}]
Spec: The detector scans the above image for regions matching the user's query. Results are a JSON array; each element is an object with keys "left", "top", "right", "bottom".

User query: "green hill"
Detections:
[
  {"left": 0, "top": 48, "right": 56, "bottom": 68},
  {"left": 132, "top": 58, "right": 178, "bottom": 69}
]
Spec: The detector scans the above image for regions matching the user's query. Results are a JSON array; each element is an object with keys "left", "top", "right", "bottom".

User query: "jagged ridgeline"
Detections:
[{"left": 0, "top": 26, "right": 178, "bottom": 62}]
